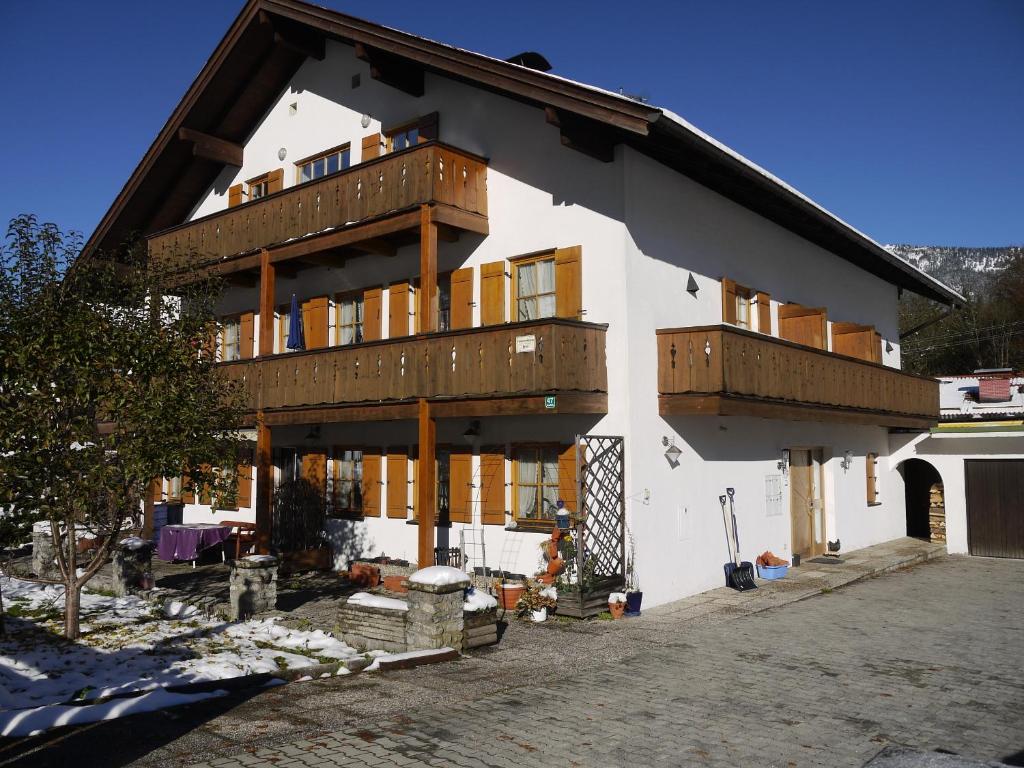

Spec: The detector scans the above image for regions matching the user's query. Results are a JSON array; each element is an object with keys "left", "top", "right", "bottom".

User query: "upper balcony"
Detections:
[
  {"left": 147, "top": 142, "right": 488, "bottom": 272},
  {"left": 656, "top": 325, "right": 938, "bottom": 429},
  {"left": 219, "top": 318, "right": 607, "bottom": 424}
]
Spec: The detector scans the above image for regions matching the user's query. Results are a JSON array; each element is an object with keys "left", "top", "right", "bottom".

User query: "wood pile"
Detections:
[{"left": 929, "top": 483, "right": 946, "bottom": 543}]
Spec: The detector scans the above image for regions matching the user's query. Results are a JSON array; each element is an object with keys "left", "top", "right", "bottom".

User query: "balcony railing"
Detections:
[
  {"left": 219, "top": 319, "right": 606, "bottom": 414},
  {"left": 147, "top": 142, "right": 488, "bottom": 267},
  {"left": 656, "top": 325, "right": 938, "bottom": 426}
]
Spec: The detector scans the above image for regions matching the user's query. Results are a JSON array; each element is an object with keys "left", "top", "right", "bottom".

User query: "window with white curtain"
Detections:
[
  {"left": 514, "top": 446, "right": 559, "bottom": 521},
  {"left": 335, "top": 294, "right": 364, "bottom": 346},
  {"left": 514, "top": 255, "right": 556, "bottom": 321}
]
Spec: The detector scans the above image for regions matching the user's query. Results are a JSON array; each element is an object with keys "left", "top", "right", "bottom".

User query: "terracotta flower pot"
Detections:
[
  {"left": 350, "top": 562, "right": 381, "bottom": 588},
  {"left": 498, "top": 583, "right": 525, "bottom": 610},
  {"left": 608, "top": 600, "right": 626, "bottom": 619},
  {"left": 546, "top": 557, "right": 565, "bottom": 576},
  {"left": 382, "top": 574, "right": 408, "bottom": 593},
  {"left": 550, "top": 527, "right": 563, "bottom": 543},
  {"left": 535, "top": 574, "right": 555, "bottom": 585}
]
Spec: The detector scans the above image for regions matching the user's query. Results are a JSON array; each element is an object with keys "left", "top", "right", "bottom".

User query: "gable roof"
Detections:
[{"left": 84, "top": 0, "right": 962, "bottom": 306}]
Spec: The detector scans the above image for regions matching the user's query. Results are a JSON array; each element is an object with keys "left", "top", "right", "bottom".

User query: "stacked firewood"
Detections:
[{"left": 929, "top": 484, "right": 946, "bottom": 543}]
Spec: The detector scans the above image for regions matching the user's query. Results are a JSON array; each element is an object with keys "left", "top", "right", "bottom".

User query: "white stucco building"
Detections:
[{"left": 85, "top": 0, "right": 964, "bottom": 609}]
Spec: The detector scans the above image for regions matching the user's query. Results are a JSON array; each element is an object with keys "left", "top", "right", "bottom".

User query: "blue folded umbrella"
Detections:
[{"left": 286, "top": 293, "right": 305, "bottom": 351}]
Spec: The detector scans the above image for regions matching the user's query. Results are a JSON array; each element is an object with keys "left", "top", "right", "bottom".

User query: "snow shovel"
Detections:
[
  {"left": 726, "top": 487, "right": 757, "bottom": 591},
  {"left": 720, "top": 494, "right": 735, "bottom": 586}
]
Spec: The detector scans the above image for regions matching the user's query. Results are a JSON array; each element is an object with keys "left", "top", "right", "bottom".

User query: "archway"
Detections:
[{"left": 898, "top": 458, "right": 944, "bottom": 541}]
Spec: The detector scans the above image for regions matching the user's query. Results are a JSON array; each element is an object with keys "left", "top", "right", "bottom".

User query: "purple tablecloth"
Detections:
[{"left": 157, "top": 524, "right": 231, "bottom": 562}]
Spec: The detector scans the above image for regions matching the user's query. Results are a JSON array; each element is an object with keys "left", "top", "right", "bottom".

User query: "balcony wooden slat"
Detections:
[{"left": 656, "top": 324, "right": 938, "bottom": 426}]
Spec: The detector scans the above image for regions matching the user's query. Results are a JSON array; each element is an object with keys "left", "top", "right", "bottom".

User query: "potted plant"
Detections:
[
  {"left": 495, "top": 578, "right": 526, "bottom": 610},
  {"left": 516, "top": 579, "right": 557, "bottom": 622},
  {"left": 624, "top": 530, "right": 642, "bottom": 615},
  {"left": 608, "top": 591, "right": 627, "bottom": 620}
]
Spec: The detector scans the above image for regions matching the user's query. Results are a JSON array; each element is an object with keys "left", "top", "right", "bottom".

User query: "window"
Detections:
[
  {"left": 277, "top": 305, "right": 294, "bottom": 354},
  {"left": 386, "top": 123, "right": 420, "bottom": 153},
  {"left": 296, "top": 144, "right": 351, "bottom": 184},
  {"left": 334, "top": 293, "right": 364, "bottom": 346},
  {"left": 247, "top": 173, "right": 270, "bottom": 201},
  {"left": 221, "top": 317, "right": 241, "bottom": 361},
  {"left": 331, "top": 449, "right": 363, "bottom": 514},
  {"left": 275, "top": 447, "right": 301, "bottom": 485},
  {"left": 866, "top": 452, "right": 880, "bottom": 505},
  {"left": 514, "top": 446, "right": 560, "bottom": 521},
  {"left": 513, "top": 253, "right": 556, "bottom": 321},
  {"left": 734, "top": 286, "right": 752, "bottom": 329},
  {"left": 436, "top": 449, "right": 451, "bottom": 522},
  {"left": 438, "top": 274, "right": 452, "bottom": 332}
]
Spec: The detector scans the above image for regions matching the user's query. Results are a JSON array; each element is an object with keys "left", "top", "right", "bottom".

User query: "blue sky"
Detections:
[{"left": 1, "top": 0, "right": 1021, "bottom": 247}]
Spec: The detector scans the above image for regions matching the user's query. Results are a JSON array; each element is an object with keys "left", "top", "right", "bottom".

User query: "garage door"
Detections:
[{"left": 965, "top": 459, "right": 1024, "bottom": 558}]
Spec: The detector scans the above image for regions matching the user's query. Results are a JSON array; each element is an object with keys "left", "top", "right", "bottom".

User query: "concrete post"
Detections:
[
  {"left": 112, "top": 538, "right": 153, "bottom": 596},
  {"left": 405, "top": 566, "right": 470, "bottom": 652},
  {"left": 229, "top": 555, "right": 279, "bottom": 621}
]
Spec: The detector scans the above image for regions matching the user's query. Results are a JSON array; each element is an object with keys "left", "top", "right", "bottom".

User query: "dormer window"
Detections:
[{"left": 296, "top": 144, "right": 351, "bottom": 183}]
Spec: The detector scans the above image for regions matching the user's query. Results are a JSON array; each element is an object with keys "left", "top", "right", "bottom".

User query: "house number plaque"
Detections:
[{"left": 515, "top": 334, "right": 536, "bottom": 353}]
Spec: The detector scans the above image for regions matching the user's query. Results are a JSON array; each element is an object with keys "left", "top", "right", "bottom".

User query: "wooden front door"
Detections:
[
  {"left": 965, "top": 459, "right": 1024, "bottom": 559},
  {"left": 790, "top": 448, "right": 826, "bottom": 559}
]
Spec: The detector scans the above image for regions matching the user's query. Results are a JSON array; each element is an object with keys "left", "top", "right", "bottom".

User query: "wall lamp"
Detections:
[
  {"left": 841, "top": 450, "right": 853, "bottom": 471},
  {"left": 462, "top": 420, "right": 481, "bottom": 444},
  {"left": 777, "top": 448, "right": 790, "bottom": 475}
]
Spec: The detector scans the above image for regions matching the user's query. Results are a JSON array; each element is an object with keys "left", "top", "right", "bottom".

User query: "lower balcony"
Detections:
[
  {"left": 656, "top": 325, "right": 938, "bottom": 428},
  {"left": 220, "top": 319, "right": 607, "bottom": 424}
]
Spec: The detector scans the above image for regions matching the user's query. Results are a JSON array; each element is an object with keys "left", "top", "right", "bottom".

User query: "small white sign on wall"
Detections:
[
  {"left": 515, "top": 334, "right": 536, "bottom": 353},
  {"left": 765, "top": 474, "right": 784, "bottom": 517}
]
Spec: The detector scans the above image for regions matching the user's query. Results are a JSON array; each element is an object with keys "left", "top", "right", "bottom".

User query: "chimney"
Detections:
[{"left": 975, "top": 368, "right": 1013, "bottom": 402}]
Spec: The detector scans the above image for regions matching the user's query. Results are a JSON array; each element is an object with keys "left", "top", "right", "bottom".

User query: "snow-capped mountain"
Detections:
[{"left": 886, "top": 245, "right": 1022, "bottom": 286}]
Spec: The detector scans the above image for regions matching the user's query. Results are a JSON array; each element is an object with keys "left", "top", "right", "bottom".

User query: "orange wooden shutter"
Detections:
[
  {"left": 450, "top": 267, "right": 474, "bottom": 329},
  {"left": 236, "top": 462, "right": 252, "bottom": 508},
  {"left": 267, "top": 168, "right": 284, "bottom": 194},
  {"left": 239, "top": 312, "right": 255, "bottom": 359},
  {"left": 386, "top": 451, "right": 409, "bottom": 518},
  {"left": 721, "top": 278, "right": 738, "bottom": 324},
  {"left": 558, "top": 444, "right": 578, "bottom": 512},
  {"left": 479, "top": 261, "right": 506, "bottom": 326},
  {"left": 199, "top": 464, "right": 212, "bottom": 505},
  {"left": 301, "top": 296, "right": 329, "bottom": 349},
  {"left": 554, "top": 246, "right": 583, "bottom": 320},
  {"left": 479, "top": 450, "right": 505, "bottom": 525},
  {"left": 363, "top": 287, "right": 382, "bottom": 341},
  {"left": 361, "top": 450, "right": 381, "bottom": 517},
  {"left": 388, "top": 282, "right": 411, "bottom": 337},
  {"left": 866, "top": 452, "right": 879, "bottom": 504},
  {"left": 872, "top": 331, "right": 883, "bottom": 363},
  {"left": 146, "top": 478, "right": 162, "bottom": 503},
  {"left": 361, "top": 133, "right": 382, "bottom": 160},
  {"left": 449, "top": 451, "right": 473, "bottom": 523},
  {"left": 181, "top": 470, "right": 195, "bottom": 504},
  {"left": 301, "top": 450, "right": 327, "bottom": 495},
  {"left": 228, "top": 184, "right": 243, "bottom": 208},
  {"left": 754, "top": 291, "right": 771, "bottom": 335},
  {"left": 778, "top": 304, "right": 828, "bottom": 350}
]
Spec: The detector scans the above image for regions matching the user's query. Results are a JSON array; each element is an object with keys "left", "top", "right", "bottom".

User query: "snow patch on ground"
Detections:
[{"left": 347, "top": 592, "right": 408, "bottom": 611}]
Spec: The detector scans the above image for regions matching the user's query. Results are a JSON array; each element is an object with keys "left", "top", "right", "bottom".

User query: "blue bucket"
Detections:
[
  {"left": 756, "top": 564, "right": 788, "bottom": 580},
  {"left": 555, "top": 511, "right": 571, "bottom": 530}
]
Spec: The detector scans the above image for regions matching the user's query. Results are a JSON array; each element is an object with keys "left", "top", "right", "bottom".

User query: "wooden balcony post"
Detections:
[
  {"left": 416, "top": 398, "right": 436, "bottom": 568},
  {"left": 419, "top": 204, "right": 438, "bottom": 333},
  {"left": 258, "top": 248, "right": 275, "bottom": 358},
  {"left": 255, "top": 417, "right": 273, "bottom": 554}
]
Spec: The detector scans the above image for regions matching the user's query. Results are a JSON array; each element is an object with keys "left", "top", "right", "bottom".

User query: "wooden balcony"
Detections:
[
  {"left": 656, "top": 325, "right": 939, "bottom": 428},
  {"left": 219, "top": 319, "right": 607, "bottom": 424},
  {"left": 147, "top": 142, "right": 488, "bottom": 271}
]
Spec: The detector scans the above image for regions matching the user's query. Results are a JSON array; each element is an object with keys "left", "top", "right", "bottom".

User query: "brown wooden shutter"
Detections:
[
  {"left": 558, "top": 444, "right": 578, "bottom": 513},
  {"left": 228, "top": 184, "right": 243, "bottom": 208},
  {"left": 236, "top": 462, "right": 252, "bottom": 508},
  {"left": 301, "top": 296, "right": 329, "bottom": 349},
  {"left": 418, "top": 112, "right": 439, "bottom": 143},
  {"left": 239, "top": 312, "right": 255, "bottom": 359},
  {"left": 267, "top": 168, "right": 284, "bottom": 194},
  {"left": 199, "top": 464, "right": 213, "bottom": 505},
  {"left": 181, "top": 475, "right": 194, "bottom": 504},
  {"left": 361, "top": 450, "right": 381, "bottom": 517},
  {"left": 479, "top": 450, "right": 505, "bottom": 525},
  {"left": 361, "top": 133, "right": 382, "bottom": 161},
  {"left": 778, "top": 304, "right": 828, "bottom": 349},
  {"left": 146, "top": 478, "right": 162, "bottom": 503},
  {"left": 388, "top": 282, "right": 411, "bottom": 337},
  {"left": 754, "top": 291, "right": 771, "bottom": 335},
  {"left": 479, "top": 261, "right": 506, "bottom": 326},
  {"left": 872, "top": 331, "right": 883, "bottom": 363},
  {"left": 554, "top": 246, "right": 583, "bottom": 320},
  {"left": 450, "top": 267, "right": 474, "bottom": 329},
  {"left": 386, "top": 450, "right": 408, "bottom": 518},
  {"left": 363, "top": 287, "right": 382, "bottom": 341},
  {"left": 721, "top": 278, "right": 738, "bottom": 324},
  {"left": 204, "top": 326, "right": 218, "bottom": 361},
  {"left": 301, "top": 449, "right": 327, "bottom": 495},
  {"left": 866, "top": 452, "right": 879, "bottom": 505},
  {"left": 449, "top": 450, "right": 473, "bottom": 524}
]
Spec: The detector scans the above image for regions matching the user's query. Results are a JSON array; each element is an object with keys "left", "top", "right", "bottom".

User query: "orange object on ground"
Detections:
[{"left": 756, "top": 551, "right": 789, "bottom": 567}]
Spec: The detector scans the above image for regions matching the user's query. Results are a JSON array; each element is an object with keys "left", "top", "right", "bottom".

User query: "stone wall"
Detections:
[
  {"left": 338, "top": 603, "right": 409, "bottom": 653},
  {"left": 229, "top": 556, "right": 278, "bottom": 620}
]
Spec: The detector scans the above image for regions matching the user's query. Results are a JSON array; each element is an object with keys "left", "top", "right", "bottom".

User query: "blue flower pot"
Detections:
[
  {"left": 625, "top": 591, "right": 643, "bottom": 615},
  {"left": 555, "top": 511, "right": 571, "bottom": 530}
]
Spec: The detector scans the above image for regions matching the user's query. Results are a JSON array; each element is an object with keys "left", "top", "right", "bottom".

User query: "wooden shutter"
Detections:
[
  {"left": 872, "top": 331, "right": 883, "bottom": 363},
  {"left": 778, "top": 304, "right": 828, "bottom": 350},
  {"left": 721, "top": 278, "right": 738, "bottom": 324},
  {"left": 558, "top": 444, "right": 578, "bottom": 513},
  {"left": 301, "top": 450, "right": 327, "bottom": 495},
  {"left": 388, "top": 282, "right": 411, "bottom": 337},
  {"left": 204, "top": 327, "right": 217, "bottom": 361},
  {"left": 301, "top": 296, "right": 329, "bottom": 349},
  {"left": 181, "top": 473, "right": 194, "bottom": 504},
  {"left": 449, "top": 451, "right": 473, "bottom": 524},
  {"left": 267, "top": 168, "right": 284, "bottom": 194},
  {"left": 754, "top": 291, "right": 771, "bottom": 335},
  {"left": 479, "top": 261, "right": 506, "bottom": 326},
  {"left": 361, "top": 133, "right": 382, "bottom": 161},
  {"left": 450, "top": 267, "right": 474, "bottom": 329},
  {"left": 386, "top": 450, "right": 409, "bottom": 518},
  {"left": 361, "top": 450, "right": 381, "bottom": 517},
  {"left": 239, "top": 312, "right": 255, "bottom": 359},
  {"left": 363, "top": 287, "right": 382, "bottom": 341},
  {"left": 228, "top": 184, "right": 243, "bottom": 208},
  {"left": 866, "top": 452, "right": 879, "bottom": 505},
  {"left": 198, "top": 464, "right": 212, "bottom": 505},
  {"left": 554, "top": 246, "right": 583, "bottom": 320},
  {"left": 418, "top": 112, "right": 439, "bottom": 142},
  {"left": 146, "top": 478, "right": 162, "bottom": 503},
  {"left": 479, "top": 450, "right": 506, "bottom": 525},
  {"left": 236, "top": 462, "right": 252, "bottom": 508}
]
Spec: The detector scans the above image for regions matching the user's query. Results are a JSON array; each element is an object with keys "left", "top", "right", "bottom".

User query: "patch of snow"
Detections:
[
  {"left": 540, "top": 586, "right": 557, "bottom": 601},
  {"left": 242, "top": 554, "right": 277, "bottom": 564},
  {"left": 347, "top": 592, "right": 408, "bottom": 611},
  {"left": 163, "top": 600, "right": 198, "bottom": 619},
  {"left": 119, "top": 537, "right": 149, "bottom": 551},
  {"left": 463, "top": 589, "right": 497, "bottom": 613},
  {"left": 409, "top": 566, "right": 470, "bottom": 587},
  {"left": 364, "top": 648, "right": 455, "bottom": 672},
  {"left": 608, "top": 592, "right": 627, "bottom": 604}
]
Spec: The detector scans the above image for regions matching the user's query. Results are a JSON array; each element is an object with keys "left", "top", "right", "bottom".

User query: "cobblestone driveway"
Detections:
[{"left": 7, "top": 555, "right": 1023, "bottom": 767}]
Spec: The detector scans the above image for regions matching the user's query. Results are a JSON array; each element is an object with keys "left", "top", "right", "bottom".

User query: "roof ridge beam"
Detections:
[
  {"left": 354, "top": 41, "right": 424, "bottom": 97},
  {"left": 177, "top": 127, "right": 243, "bottom": 166}
]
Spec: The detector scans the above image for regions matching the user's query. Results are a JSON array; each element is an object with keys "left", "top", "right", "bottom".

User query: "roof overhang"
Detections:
[{"left": 84, "top": 0, "right": 961, "bottom": 306}]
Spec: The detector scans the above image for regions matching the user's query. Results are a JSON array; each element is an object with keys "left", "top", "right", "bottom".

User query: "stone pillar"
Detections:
[
  {"left": 112, "top": 538, "right": 153, "bottom": 596},
  {"left": 32, "top": 522, "right": 59, "bottom": 580},
  {"left": 229, "top": 556, "right": 278, "bottom": 621},
  {"left": 405, "top": 566, "right": 470, "bottom": 653}
]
